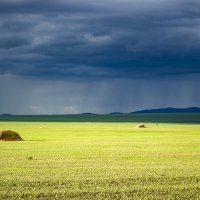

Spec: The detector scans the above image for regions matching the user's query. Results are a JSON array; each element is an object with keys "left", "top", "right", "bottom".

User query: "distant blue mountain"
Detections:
[
  {"left": 109, "top": 112, "right": 124, "bottom": 114},
  {"left": 132, "top": 107, "right": 200, "bottom": 113}
]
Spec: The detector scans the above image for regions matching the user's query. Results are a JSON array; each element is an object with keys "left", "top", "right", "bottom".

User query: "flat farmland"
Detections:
[{"left": 0, "top": 121, "right": 200, "bottom": 199}]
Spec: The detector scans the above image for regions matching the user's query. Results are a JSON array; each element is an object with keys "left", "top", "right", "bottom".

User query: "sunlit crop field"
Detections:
[{"left": 0, "top": 122, "right": 200, "bottom": 199}]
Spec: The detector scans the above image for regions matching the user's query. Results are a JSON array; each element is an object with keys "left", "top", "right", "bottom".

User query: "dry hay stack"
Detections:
[
  {"left": 136, "top": 123, "right": 146, "bottom": 128},
  {"left": 0, "top": 130, "right": 23, "bottom": 141}
]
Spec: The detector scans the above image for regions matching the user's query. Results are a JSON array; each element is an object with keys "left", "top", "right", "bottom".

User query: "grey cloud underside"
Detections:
[{"left": 0, "top": 0, "right": 200, "bottom": 79}]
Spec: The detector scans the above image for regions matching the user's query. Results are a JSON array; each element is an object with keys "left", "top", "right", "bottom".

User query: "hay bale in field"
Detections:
[
  {"left": 0, "top": 130, "right": 23, "bottom": 141},
  {"left": 136, "top": 123, "right": 146, "bottom": 128}
]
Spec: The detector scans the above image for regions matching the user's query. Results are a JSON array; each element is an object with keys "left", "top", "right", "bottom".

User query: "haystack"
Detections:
[
  {"left": 136, "top": 123, "right": 146, "bottom": 128},
  {"left": 0, "top": 130, "right": 23, "bottom": 141}
]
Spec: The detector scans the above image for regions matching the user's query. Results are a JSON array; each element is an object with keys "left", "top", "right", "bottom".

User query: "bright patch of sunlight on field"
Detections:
[{"left": 0, "top": 122, "right": 200, "bottom": 199}]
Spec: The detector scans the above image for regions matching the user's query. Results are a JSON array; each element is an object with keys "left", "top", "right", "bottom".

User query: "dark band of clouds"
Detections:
[{"left": 0, "top": 0, "right": 200, "bottom": 80}]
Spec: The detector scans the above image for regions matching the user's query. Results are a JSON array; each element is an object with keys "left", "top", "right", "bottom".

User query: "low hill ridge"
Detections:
[{"left": 132, "top": 107, "right": 200, "bottom": 113}]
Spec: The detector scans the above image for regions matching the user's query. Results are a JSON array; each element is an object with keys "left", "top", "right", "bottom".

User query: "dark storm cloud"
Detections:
[
  {"left": 0, "top": 0, "right": 200, "bottom": 80},
  {"left": 0, "top": 0, "right": 99, "bottom": 14},
  {"left": 0, "top": 0, "right": 200, "bottom": 114}
]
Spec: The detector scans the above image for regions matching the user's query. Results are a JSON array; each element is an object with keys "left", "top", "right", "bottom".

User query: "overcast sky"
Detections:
[{"left": 0, "top": 0, "right": 200, "bottom": 114}]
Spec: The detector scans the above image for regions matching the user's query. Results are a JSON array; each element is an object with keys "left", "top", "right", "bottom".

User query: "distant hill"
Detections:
[
  {"left": 109, "top": 112, "right": 124, "bottom": 114},
  {"left": 132, "top": 107, "right": 200, "bottom": 113},
  {"left": 81, "top": 112, "right": 94, "bottom": 114}
]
